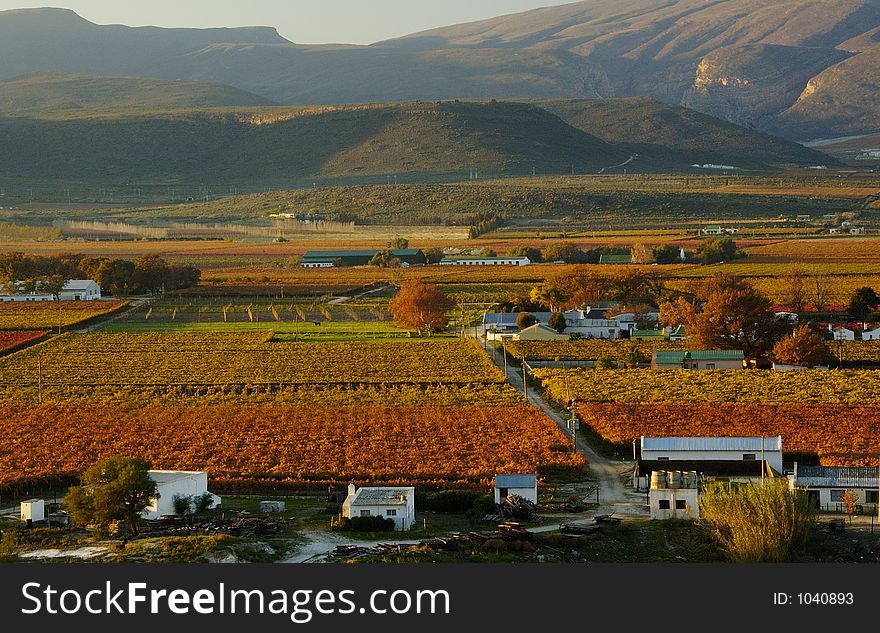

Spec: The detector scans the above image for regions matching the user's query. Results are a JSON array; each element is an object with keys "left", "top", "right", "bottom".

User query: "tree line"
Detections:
[
  {"left": 502, "top": 236, "right": 742, "bottom": 265},
  {"left": 0, "top": 252, "right": 200, "bottom": 296}
]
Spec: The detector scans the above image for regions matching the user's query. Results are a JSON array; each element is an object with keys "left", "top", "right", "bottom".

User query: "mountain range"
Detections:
[{"left": 2, "top": 3, "right": 880, "bottom": 141}]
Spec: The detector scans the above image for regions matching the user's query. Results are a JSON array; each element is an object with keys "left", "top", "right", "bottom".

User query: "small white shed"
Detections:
[
  {"left": 342, "top": 485, "right": 416, "bottom": 531},
  {"left": 494, "top": 474, "right": 538, "bottom": 505},
  {"left": 21, "top": 499, "right": 45, "bottom": 522},
  {"left": 142, "top": 471, "right": 221, "bottom": 520}
]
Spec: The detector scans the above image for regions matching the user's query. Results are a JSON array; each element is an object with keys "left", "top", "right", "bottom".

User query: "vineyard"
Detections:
[
  {"left": 574, "top": 403, "right": 880, "bottom": 466},
  {"left": 533, "top": 368, "right": 880, "bottom": 406},
  {"left": 0, "top": 404, "right": 585, "bottom": 486},
  {"left": 506, "top": 339, "right": 684, "bottom": 362},
  {"left": 0, "top": 301, "right": 129, "bottom": 329},
  {"left": 0, "top": 330, "right": 48, "bottom": 354},
  {"left": 0, "top": 333, "right": 506, "bottom": 388}
]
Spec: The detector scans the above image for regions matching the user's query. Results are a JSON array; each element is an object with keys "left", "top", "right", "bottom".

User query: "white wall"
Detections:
[
  {"left": 649, "top": 488, "right": 699, "bottom": 520},
  {"left": 494, "top": 485, "right": 538, "bottom": 505},
  {"left": 21, "top": 499, "right": 45, "bottom": 522},
  {"left": 642, "top": 449, "right": 783, "bottom": 474},
  {"left": 143, "top": 472, "right": 220, "bottom": 520}
]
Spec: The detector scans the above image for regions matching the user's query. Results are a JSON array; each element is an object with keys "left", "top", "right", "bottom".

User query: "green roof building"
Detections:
[
  {"left": 301, "top": 249, "right": 426, "bottom": 268},
  {"left": 653, "top": 349, "right": 744, "bottom": 370}
]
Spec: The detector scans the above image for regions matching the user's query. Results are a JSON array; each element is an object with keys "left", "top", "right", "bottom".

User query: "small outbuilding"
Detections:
[
  {"left": 143, "top": 471, "right": 221, "bottom": 520},
  {"left": 494, "top": 474, "right": 538, "bottom": 505},
  {"left": 652, "top": 349, "right": 744, "bottom": 370},
  {"left": 515, "top": 323, "right": 568, "bottom": 341},
  {"left": 789, "top": 464, "right": 879, "bottom": 514},
  {"left": 21, "top": 499, "right": 45, "bottom": 523},
  {"left": 342, "top": 485, "right": 415, "bottom": 531}
]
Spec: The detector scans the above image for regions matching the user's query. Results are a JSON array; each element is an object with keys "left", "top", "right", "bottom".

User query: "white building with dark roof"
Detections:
[
  {"left": 640, "top": 436, "right": 783, "bottom": 475},
  {"left": 789, "top": 464, "right": 879, "bottom": 513},
  {"left": 494, "top": 474, "right": 538, "bottom": 505},
  {"left": 342, "top": 485, "right": 415, "bottom": 530}
]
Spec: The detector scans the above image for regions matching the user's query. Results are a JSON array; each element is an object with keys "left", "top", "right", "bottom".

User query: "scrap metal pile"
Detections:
[{"left": 136, "top": 516, "right": 292, "bottom": 539}]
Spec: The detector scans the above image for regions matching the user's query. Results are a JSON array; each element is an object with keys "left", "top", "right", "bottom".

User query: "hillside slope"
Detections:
[
  {"left": 3, "top": 4, "right": 880, "bottom": 139},
  {"left": 0, "top": 101, "right": 630, "bottom": 185},
  {"left": 0, "top": 73, "right": 275, "bottom": 113},
  {"left": 538, "top": 97, "right": 835, "bottom": 168}
]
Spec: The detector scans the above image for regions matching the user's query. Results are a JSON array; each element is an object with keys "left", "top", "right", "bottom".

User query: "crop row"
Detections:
[
  {"left": 533, "top": 367, "right": 880, "bottom": 406},
  {"left": 575, "top": 403, "right": 880, "bottom": 467},
  {"left": 0, "top": 334, "right": 506, "bottom": 386},
  {"left": 0, "top": 330, "right": 48, "bottom": 354},
  {"left": 0, "top": 404, "right": 585, "bottom": 486},
  {"left": 505, "top": 339, "right": 684, "bottom": 362},
  {"left": 0, "top": 301, "right": 129, "bottom": 329}
]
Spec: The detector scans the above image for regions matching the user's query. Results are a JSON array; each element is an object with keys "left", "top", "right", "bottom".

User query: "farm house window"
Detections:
[
  {"left": 386, "top": 509, "right": 397, "bottom": 517},
  {"left": 743, "top": 454, "right": 756, "bottom": 461},
  {"left": 675, "top": 500, "right": 687, "bottom": 510},
  {"left": 830, "top": 490, "right": 845, "bottom": 503},
  {"left": 706, "top": 364, "right": 716, "bottom": 370},
  {"left": 359, "top": 510, "right": 371, "bottom": 517},
  {"left": 867, "top": 491, "right": 879, "bottom": 504},
  {"left": 658, "top": 500, "right": 670, "bottom": 510}
]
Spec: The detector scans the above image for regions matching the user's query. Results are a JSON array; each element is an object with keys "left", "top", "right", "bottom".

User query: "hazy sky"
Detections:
[{"left": 0, "top": 1, "right": 568, "bottom": 44}]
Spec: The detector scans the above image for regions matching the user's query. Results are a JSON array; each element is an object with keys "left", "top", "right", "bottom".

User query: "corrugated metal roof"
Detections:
[
  {"left": 495, "top": 474, "right": 537, "bottom": 489},
  {"left": 641, "top": 436, "right": 782, "bottom": 452},
  {"left": 303, "top": 249, "right": 422, "bottom": 259},
  {"left": 350, "top": 487, "right": 413, "bottom": 506},
  {"left": 654, "top": 350, "right": 744, "bottom": 363},
  {"left": 483, "top": 312, "right": 552, "bottom": 325},
  {"left": 796, "top": 466, "right": 879, "bottom": 488}
]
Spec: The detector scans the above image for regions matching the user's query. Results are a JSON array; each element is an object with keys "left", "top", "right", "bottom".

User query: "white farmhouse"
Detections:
[
  {"left": 829, "top": 325, "right": 856, "bottom": 341},
  {"left": 0, "top": 279, "right": 102, "bottom": 302},
  {"left": 648, "top": 471, "right": 699, "bottom": 520},
  {"left": 640, "top": 436, "right": 783, "bottom": 475},
  {"left": 440, "top": 256, "right": 531, "bottom": 266},
  {"left": 494, "top": 474, "right": 538, "bottom": 505},
  {"left": 342, "top": 485, "right": 415, "bottom": 531},
  {"left": 142, "top": 471, "right": 221, "bottom": 520},
  {"left": 789, "top": 464, "right": 879, "bottom": 513},
  {"left": 862, "top": 327, "right": 880, "bottom": 341}
]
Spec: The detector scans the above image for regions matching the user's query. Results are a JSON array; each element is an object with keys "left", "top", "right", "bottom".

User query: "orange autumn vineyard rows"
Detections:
[
  {"left": 0, "top": 301, "right": 129, "bottom": 329},
  {"left": 574, "top": 403, "right": 880, "bottom": 466},
  {"left": 0, "top": 404, "right": 585, "bottom": 485},
  {"left": 533, "top": 368, "right": 880, "bottom": 405},
  {"left": 0, "top": 333, "right": 506, "bottom": 387},
  {"left": 0, "top": 330, "right": 47, "bottom": 353}
]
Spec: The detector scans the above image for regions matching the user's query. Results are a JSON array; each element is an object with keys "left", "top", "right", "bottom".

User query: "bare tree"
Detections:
[
  {"left": 812, "top": 272, "right": 833, "bottom": 312},
  {"left": 782, "top": 267, "right": 807, "bottom": 312}
]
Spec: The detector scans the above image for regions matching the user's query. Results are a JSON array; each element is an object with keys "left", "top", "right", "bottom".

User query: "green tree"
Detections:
[
  {"left": 369, "top": 250, "right": 401, "bottom": 268},
  {"left": 424, "top": 247, "right": 445, "bottom": 265},
  {"left": 516, "top": 312, "right": 539, "bottom": 331},
  {"left": 65, "top": 457, "right": 157, "bottom": 537},
  {"left": 388, "top": 237, "right": 409, "bottom": 250},
  {"left": 529, "top": 285, "right": 567, "bottom": 312},
  {"left": 698, "top": 237, "right": 741, "bottom": 265},
  {"left": 133, "top": 255, "right": 169, "bottom": 293},
  {"left": 507, "top": 245, "right": 542, "bottom": 263},
  {"left": 690, "top": 285, "right": 789, "bottom": 355},
  {"left": 35, "top": 275, "right": 68, "bottom": 300},
  {"left": 544, "top": 243, "right": 585, "bottom": 264},
  {"left": 95, "top": 259, "right": 136, "bottom": 296},
  {"left": 848, "top": 287, "right": 880, "bottom": 316},
  {"left": 548, "top": 311, "right": 568, "bottom": 333},
  {"left": 653, "top": 244, "right": 682, "bottom": 265}
]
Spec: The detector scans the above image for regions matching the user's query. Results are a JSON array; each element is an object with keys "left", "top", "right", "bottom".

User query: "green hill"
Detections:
[
  {"left": 0, "top": 101, "right": 630, "bottom": 185},
  {"left": 0, "top": 73, "right": 275, "bottom": 113},
  {"left": 538, "top": 97, "right": 834, "bottom": 169}
]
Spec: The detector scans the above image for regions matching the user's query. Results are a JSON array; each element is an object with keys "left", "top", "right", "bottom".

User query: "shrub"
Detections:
[
  {"left": 334, "top": 516, "right": 395, "bottom": 532},
  {"left": 699, "top": 479, "right": 816, "bottom": 562}
]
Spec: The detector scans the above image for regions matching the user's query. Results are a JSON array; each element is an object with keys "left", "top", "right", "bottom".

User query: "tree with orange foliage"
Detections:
[
  {"left": 689, "top": 286, "right": 787, "bottom": 355},
  {"left": 772, "top": 325, "right": 830, "bottom": 367},
  {"left": 389, "top": 280, "right": 454, "bottom": 334},
  {"left": 659, "top": 296, "right": 698, "bottom": 328}
]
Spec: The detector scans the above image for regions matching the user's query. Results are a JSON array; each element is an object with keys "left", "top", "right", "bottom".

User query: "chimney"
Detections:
[{"left": 347, "top": 484, "right": 356, "bottom": 497}]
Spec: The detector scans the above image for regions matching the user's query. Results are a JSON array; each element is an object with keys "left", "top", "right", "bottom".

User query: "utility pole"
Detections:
[
  {"left": 503, "top": 342, "right": 507, "bottom": 375},
  {"left": 37, "top": 353, "right": 43, "bottom": 405},
  {"left": 522, "top": 356, "right": 528, "bottom": 402}
]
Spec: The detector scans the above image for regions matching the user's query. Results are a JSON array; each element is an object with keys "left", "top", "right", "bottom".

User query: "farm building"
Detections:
[
  {"left": 640, "top": 436, "right": 784, "bottom": 474},
  {"left": 647, "top": 470, "right": 699, "bottom": 520},
  {"left": 440, "top": 256, "right": 530, "bottom": 266},
  {"left": 652, "top": 349, "right": 744, "bottom": 370},
  {"left": 851, "top": 227, "right": 866, "bottom": 235},
  {"left": 789, "top": 464, "right": 879, "bottom": 514},
  {"left": 796, "top": 214, "right": 812, "bottom": 222},
  {"left": 342, "top": 485, "right": 415, "bottom": 531},
  {"left": 482, "top": 312, "right": 552, "bottom": 337},
  {"left": 142, "top": 471, "right": 221, "bottom": 520},
  {"left": 829, "top": 325, "right": 856, "bottom": 341},
  {"left": 494, "top": 474, "right": 538, "bottom": 505},
  {"left": 0, "top": 279, "right": 101, "bottom": 302},
  {"left": 862, "top": 327, "right": 880, "bottom": 341},
  {"left": 20, "top": 499, "right": 45, "bottom": 523},
  {"left": 667, "top": 325, "right": 688, "bottom": 341},
  {"left": 598, "top": 253, "right": 633, "bottom": 265},
  {"left": 702, "top": 226, "right": 724, "bottom": 235},
  {"left": 300, "top": 249, "right": 426, "bottom": 268},
  {"left": 515, "top": 323, "right": 568, "bottom": 341},
  {"left": 631, "top": 329, "right": 667, "bottom": 341}
]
